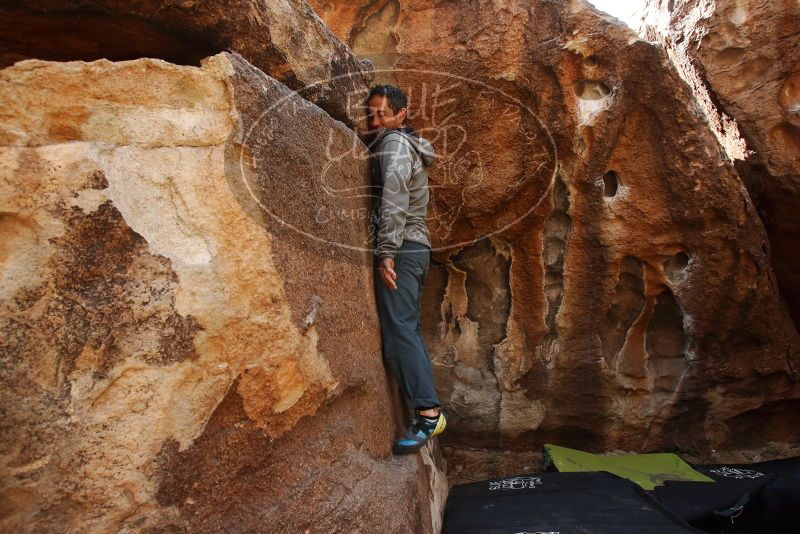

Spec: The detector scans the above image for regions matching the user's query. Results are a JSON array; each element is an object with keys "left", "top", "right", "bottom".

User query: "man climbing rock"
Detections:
[{"left": 365, "top": 84, "right": 447, "bottom": 455}]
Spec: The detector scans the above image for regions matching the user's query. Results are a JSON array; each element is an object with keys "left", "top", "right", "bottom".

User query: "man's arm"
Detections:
[{"left": 374, "top": 136, "right": 416, "bottom": 261}]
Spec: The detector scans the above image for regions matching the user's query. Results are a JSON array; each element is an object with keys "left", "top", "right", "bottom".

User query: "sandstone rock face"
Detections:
[
  {"left": 3, "top": 0, "right": 799, "bottom": 528},
  {"left": 640, "top": 0, "right": 800, "bottom": 328},
  {"left": 311, "top": 0, "right": 800, "bottom": 471},
  {"left": 0, "top": 0, "right": 373, "bottom": 128},
  {"left": 0, "top": 52, "right": 446, "bottom": 532}
]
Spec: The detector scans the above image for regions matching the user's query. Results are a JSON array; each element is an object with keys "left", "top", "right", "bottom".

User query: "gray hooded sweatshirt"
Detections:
[{"left": 371, "top": 127, "right": 436, "bottom": 260}]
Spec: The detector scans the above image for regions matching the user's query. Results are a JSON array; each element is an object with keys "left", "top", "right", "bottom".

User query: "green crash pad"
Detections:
[{"left": 544, "top": 444, "right": 714, "bottom": 490}]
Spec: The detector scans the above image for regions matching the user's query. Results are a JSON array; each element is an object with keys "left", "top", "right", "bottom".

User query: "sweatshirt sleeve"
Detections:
[{"left": 374, "top": 137, "right": 416, "bottom": 260}]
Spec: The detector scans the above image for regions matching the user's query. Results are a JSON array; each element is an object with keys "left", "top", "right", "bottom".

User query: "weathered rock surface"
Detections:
[
  {"left": 0, "top": 0, "right": 374, "bottom": 127},
  {"left": 3, "top": 0, "right": 799, "bottom": 528},
  {"left": 640, "top": 0, "right": 800, "bottom": 328},
  {"left": 0, "top": 52, "right": 446, "bottom": 532},
  {"left": 311, "top": 0, "right": 800, "bottom": 473}
]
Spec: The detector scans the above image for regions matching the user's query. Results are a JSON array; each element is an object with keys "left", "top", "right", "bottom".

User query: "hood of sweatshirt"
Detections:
[{"left": 374, "top": 126, "right": 436, "bottom": 168}]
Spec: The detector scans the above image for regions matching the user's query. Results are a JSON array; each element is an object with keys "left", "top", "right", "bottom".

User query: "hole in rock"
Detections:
[
  {"left": 0, "top": 7, "right": 219, "bottom": 68},
  {"left": 716, "top": 46, "right": 746, "bottom": 66},
  {"left": 574, "top": 80, "right": 611, "bottom": 100},
  {"left": 602, "top": 170, "right": 618, "bottom": 197},
  {"left": 583, "top": 54, "right": 599, "bottom": 68},
  {"left": 663, "top": 252, "right": 689, "bottom": 282}
]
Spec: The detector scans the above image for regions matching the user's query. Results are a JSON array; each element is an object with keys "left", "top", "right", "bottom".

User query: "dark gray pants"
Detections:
[{"left": 374, "top": 240, "right": 441, "bottom": 410}]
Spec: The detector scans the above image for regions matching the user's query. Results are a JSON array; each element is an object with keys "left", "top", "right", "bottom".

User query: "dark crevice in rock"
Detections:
[
  {"left": 574, "top": 80, "right": 611, "bottom": 100},
  {"left": 602, "top": 170, "right": 619, "bottom": 197},
  {"left": 435, "top": 239, "right": 511, "bottom": 451},
  {"left": 454, "top": 239, "right": 511, "bottom": 375},
  {"left": 734, "top": 160, "right": 800, "bottom": 330},
  {"left": 663, "top": 251, "right": 690, "bottom": 283},
  {"left": 645, "top": 289, "right": 689, "bottom": 393},
  {"left": 600, "top": 255, "right": 645, "bottom": 367},
  {"left": 0, "top": 7, "right": 219, "bottom": 68},
  {"left": 542, "top": 174, "right": 572, "bottom": 343}
]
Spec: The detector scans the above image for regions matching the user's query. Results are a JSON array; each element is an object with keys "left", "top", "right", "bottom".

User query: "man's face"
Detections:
[{"left": 366, "top": 95, "right": 406, "bottom": 132}]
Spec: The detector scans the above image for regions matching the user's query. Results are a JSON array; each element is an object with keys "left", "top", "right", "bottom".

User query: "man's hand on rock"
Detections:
[{"left": 379, "top": 257, "right": 398, "bottom": 290}]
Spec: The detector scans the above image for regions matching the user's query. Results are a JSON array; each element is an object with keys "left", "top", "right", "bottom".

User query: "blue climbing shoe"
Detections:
[{"left": 392, "top": 409, "right": 447, "bottom": 455}]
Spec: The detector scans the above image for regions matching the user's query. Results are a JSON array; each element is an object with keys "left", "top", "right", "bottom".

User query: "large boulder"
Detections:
[
  {"left": 310, "top": 0, "right": 800, "bottom": 474},
  {"left": 640, "top": 0, "right": 800, "bottom": 329},
  {"left": 0, "top": 52, "right": 446, "bottom": 532}
]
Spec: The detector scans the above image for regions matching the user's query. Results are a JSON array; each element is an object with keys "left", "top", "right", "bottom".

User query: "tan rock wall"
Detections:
[{"left": 0, "top": 52, "right": 445, "bottom": 533}]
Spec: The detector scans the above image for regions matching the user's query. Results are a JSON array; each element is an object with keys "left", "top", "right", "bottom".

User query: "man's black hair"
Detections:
[{"left": 366, "top": 84, "right": 419, "bottom": 137}]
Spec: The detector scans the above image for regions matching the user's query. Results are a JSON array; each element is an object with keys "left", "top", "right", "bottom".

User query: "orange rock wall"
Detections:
[
  {"left": 1, "top": 0, "right": 799, "bottom": 528},
  {"left": 311, "top": 0, "right": 800, "bottom": 467}
]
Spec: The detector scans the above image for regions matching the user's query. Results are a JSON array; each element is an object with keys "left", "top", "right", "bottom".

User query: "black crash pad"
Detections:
[
  {"left": 442, "top": 471, "right": 700, "bottom": 533},
  {"left": 704, "top": 457, "right": 800, "bottom": 534}
]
